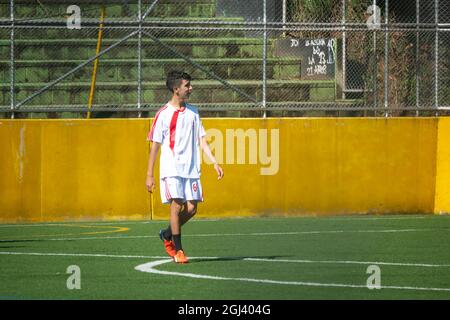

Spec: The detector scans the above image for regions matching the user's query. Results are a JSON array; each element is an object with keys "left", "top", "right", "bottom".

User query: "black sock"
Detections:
[
  {"left": 172, "top": 234, "right": 182, "bottom": 252},
  {"left": 163, "top": 225, "right": 172, "bottom": 241}
]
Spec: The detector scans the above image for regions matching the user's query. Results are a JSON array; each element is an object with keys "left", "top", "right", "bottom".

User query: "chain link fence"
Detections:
[{"left": 0, "top": 0, "right": 449, "bottom": 118}]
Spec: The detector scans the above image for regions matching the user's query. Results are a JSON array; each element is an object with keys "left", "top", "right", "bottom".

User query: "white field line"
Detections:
[
  {"left": 243, "top": 258, "right": 450, "bottom": 268},
  {"left": 135, "top": 259, "right": 450, "bottom": 292},
  {"left": 0, "top": 215, "right": 436, "bottom": 228},
  {"left": 1, "top": 228, "right": 446, "bottom": 242},
  {"left": 0, "top": 251, "right": 168, "bottom": 259},
  {"left": 4, "top": 251, "right": 450, "bottom": 291},
  {"left": 1, "top": 251, "right": 450, "bottom": 268}
]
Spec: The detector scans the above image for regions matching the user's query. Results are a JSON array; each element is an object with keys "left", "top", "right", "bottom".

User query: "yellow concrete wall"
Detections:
[
  {"left": 0, "top": 121, "right": 42, "bottom": 222},
  {"left": 434, "top": 117, "right": 450, "bottom": 214},
  {"left": 0, "top": 117, "right": 445, "bottom": 223},
  {"left": 195, "top": 118, "right": 437, "bottom": 219},
  {"left": 0, "top": 119, "right": 151, "bottom": 222}
]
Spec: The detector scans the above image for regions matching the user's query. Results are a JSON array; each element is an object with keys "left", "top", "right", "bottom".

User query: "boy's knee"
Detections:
[
  {"left": 187, "top": 204, "right": 197, "bottom": 217},
  {"left": 171, "top": 199, "right": 184, "bottom": 211}
]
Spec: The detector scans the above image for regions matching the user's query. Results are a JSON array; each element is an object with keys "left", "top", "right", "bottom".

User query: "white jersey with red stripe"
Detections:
[{"left": 148, "top": 102, "right": 206, "bottom": 179}]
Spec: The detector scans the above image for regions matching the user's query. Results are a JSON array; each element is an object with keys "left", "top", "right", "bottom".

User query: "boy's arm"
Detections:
[
  {"left": 146, "top": 142, "right": 161, "bottom": 192},
  {"left": 200, "top": 136, "right": 224, "bottom": 180}
]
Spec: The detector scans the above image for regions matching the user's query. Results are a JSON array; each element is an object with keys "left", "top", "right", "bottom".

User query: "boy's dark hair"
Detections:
[{"left": 166, "top": 71, "right": 191, "bottom": 93}]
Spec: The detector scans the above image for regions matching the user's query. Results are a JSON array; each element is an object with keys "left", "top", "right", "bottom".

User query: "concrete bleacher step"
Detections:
[
  {"left": 2, "top": 17, "right": 246, "bottom": 39},
  {"left": 1, "top": 58, "right": 302, "bottom": 83},
  {"left": 14, "top": 30, "right": 246, "bottom": 41},
  {"left": 1, "top": 80, "right": 335, "bottom": 106},
  {"left": 0, "top": 37, "right": 266, "bottom": 60}
]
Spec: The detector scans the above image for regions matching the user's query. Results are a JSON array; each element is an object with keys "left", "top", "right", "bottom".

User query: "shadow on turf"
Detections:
[
  {"left": 190, "top": 255, "right": 291, "bottom": 264},
  {"left": 0, "top": 239, "right": 41, "bottom": 248},
  {"left": 0, "top": 239, "right": 42, "bottom": 243}
]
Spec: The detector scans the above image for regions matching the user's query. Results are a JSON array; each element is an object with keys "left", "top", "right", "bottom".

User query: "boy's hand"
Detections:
[
  {"left": 146, "top": 175, "right": 155, "bottom": 193},
  {"left": 214, "top": 163, "right": 224, "bottom": 180}
]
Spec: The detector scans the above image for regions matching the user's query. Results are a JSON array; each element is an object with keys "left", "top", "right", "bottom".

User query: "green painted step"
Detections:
[
  {"left": 0, "top": 37, "right": 263, "bottom": 51},
  {"left": 1, "top": 58, "right": 302, "bottom": 82},
  {"left": 2, "top": 80, "right": 335, "bottom": 106},
  {"left": 0, "top": 38, "right": 262, "bottom": 67},
  {"left": 0, "top": 37, "right": 269, "bottom": 60},
  {"left": 2, "top": 24, "right": 246, "bottom": 40}
]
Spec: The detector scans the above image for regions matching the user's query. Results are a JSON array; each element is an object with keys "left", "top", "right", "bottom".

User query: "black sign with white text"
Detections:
[{"left": 275, "top": 38, "right": 336, "bottom": 80}]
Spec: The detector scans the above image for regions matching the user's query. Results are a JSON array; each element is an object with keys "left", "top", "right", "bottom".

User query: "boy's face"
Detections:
[{"left": 174, "top": 79, "right": 192, "bottom": 101}]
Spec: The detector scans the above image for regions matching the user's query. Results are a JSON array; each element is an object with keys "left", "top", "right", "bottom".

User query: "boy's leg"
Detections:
[
  {"left": 170, "top": 198, "right": 189, "bottom": 263},
  {"left": 162, "top": 202, "right": 195, "bottom": 240},
  {"left": 158, "top": 177, "right": 185, "bottom": 258},
  {"left": 160, "top": 176, "right": 185, "bottom": 236},
  {"left": 159, "top": 177, "right": 193, "bottom": 263},
  {"left": 170, "top": 198, "right": 184, "bottom": 250},
  {"left": 172, "top": 185, "right": 200, "bottom": 263},
  {"left": 170, "top": 198, "right": 184, "bottom": 234}
]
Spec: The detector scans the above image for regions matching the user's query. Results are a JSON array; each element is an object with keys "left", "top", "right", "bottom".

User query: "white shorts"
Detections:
[{"left": 160, "top": 177, "right": 203, "bottom": 204}]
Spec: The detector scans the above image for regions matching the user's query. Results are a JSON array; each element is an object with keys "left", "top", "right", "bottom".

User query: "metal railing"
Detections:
[{"left": 0, "top": 0, "right": 449, "bottom": 118}]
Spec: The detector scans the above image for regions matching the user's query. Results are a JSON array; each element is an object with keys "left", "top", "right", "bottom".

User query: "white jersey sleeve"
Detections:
[{"left": 147, "top": 105, "right": 168, "bottom": 143}]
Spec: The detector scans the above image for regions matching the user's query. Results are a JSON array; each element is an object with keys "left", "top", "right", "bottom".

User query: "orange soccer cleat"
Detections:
[
  {"left": 173, "top": 250, "right": 189, "bottom": 264},
  {"left": 159, "top": 230, "right": 176, "bottom": 257}
]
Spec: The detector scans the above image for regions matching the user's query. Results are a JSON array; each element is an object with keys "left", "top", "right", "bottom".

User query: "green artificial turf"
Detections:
[{"left": 1, "top": 215, "right": 450, "bottom": 300}]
